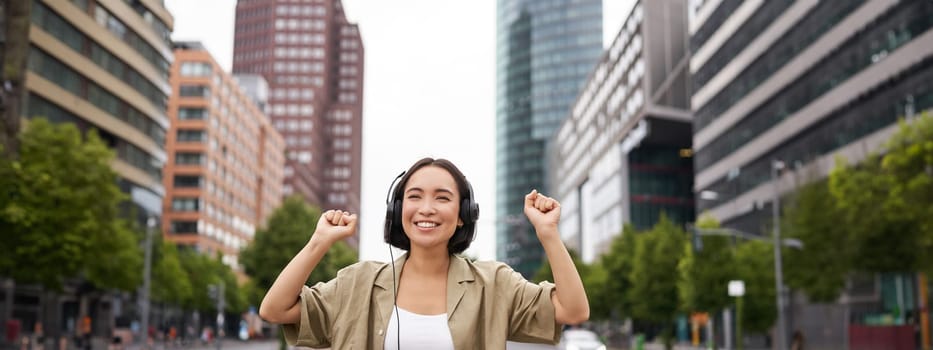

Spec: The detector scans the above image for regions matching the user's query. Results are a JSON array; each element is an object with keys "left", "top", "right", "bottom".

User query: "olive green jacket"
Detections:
[{"left": 283, "top": 253, "right": 560, "bottom": 349}]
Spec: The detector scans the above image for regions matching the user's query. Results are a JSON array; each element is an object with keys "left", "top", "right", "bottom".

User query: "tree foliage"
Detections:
[
  {"left": 678, "top": 213, "right": 736, "bottom": 315},
  {"left": 828, "top": 113, "right": 933, "bottom": 273},
  {"left": 240, "top": 196, "right": 358, "bottom": 297},
  {"left": 732, "top": 241, "right": 776, "bottom": 333},
  {"left": 782, "top": 180, "right": 850, "bottom": 302},
  {"left": 0, "top": 119, "right": 140, "bottom": 290},
  {"left": 151, "top": 237, "right": 193, "bottom": 305},
  {"left": 601, "top": 224, "right": 638, "bottom": 319},
  {"left": 532, "top": 249, "right": 612, "bottom": 320},
  {"left": 628, "top": 215, "right": 686, "bottom": 325}
]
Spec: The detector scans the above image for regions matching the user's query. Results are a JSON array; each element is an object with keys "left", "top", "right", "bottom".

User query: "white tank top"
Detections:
[{"left": 383, "top": 307, "right": 455, "bottom": 350}]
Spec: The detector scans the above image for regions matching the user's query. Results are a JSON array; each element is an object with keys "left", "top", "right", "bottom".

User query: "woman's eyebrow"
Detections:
[{"left": 405, "top": 187, "right": 455, "bottom": 195}]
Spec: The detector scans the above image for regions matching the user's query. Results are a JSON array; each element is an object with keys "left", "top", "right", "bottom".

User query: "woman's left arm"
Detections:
[{"left": 524, "top": 190, "right": 590, "bottom": 325}]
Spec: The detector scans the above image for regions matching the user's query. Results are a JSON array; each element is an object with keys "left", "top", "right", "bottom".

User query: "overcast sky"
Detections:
[{"left": 165, "top": 0, "right": 631, "bottom": 262}]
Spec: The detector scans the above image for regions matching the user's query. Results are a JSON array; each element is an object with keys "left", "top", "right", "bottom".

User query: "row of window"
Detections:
[
  {"left": 275, "top": 5, "right": 327, "bottom": 17},
  {"left": 32, "top": 2, "right": 168, "bottom": 111},
  {"left": 698, "top": 57, "right": 933, "bottom": 212},
  {"left": 28, "top": 47, "right": 166, "bottom": 146},
  {"left": 26, "top": 95, "right": 164, "bottom": 182},
  {"left": 275, "top": 32, "right": 327, "bottom": 45},
  {"left": 696, "top": 1, "right": 933, "bottom": 170},
  {"left": 275, "top": 18, "right": 326, "bottom": 31},
  {"left": 273, "top": 119, "right": 314, "bottom": 131},
  {"left": 694, "top": 0, "right": 866, "bottom": 130},
  {"left": 273, "top": 61, "right": 324, "bottom": 73},
  {"left": 275, "top": 47, "right": 325, "bottom": 59},
  {"left": 692, "top": 0, "right": 796, "bottom": 92},
  {"left": 269, "top": 103, "right": 315, "bottom": 117}
]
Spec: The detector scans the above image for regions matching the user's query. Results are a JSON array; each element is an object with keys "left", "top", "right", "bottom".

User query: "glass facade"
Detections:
[
  {"left": 629, "top": 144, "right": 695, "bottom": 230},
  {"left": 496, "top": 0, "right": 602, "bottom": 277}
]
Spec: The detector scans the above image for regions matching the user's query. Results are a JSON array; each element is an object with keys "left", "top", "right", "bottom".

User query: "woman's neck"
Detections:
[{"left": 405, "top": 247, "right": 450, "bottom": 276}]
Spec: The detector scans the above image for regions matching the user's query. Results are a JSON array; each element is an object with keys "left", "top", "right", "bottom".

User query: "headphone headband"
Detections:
[{"left": 383, "top": 166, "right": 480, "bottom": 253}]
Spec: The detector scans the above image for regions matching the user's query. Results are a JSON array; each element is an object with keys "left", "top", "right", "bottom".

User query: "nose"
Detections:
[{"left": 417, "top": 199, "right": 437, "bottom": 215}]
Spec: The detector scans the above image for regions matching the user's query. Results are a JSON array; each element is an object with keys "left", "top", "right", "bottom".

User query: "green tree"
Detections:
[
  {"left": 628, "top": 215, "right": 686, "bottom": 347},
  {"left": 151, "top": 238, "right": 193, "bottom": 305},
  {"left": 782, "top": 180, "right": 850, "bottom": 302},
  {"left": 240, "top": 196, "right": 358, "bottom": 297},
  {"left": 531, "top": 250, "right": 612, "bottom": 320},
  {"left": 0, "top": 119, "right": 140, "bottom": 290},
  {"left": 678, "top": 213, "right": 735, "bottom": 316},
  {"left": 732, "top": 241, "right": 776, "bottom": 333},
  {"left": 602, "top": 224, "right": 638, "bottom": 320},
  {"left": 828, "top": 114, "right": 933, "bottom": 273}
]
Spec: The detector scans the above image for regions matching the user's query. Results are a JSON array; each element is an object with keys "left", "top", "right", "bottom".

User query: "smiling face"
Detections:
[{"left": 401, "top": 165, "right": 464, "bottom": 252}]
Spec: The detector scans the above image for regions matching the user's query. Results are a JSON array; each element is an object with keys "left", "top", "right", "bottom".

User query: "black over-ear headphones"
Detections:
[{"left": 383, "top": 170, "right": 480, "bottom": 249}]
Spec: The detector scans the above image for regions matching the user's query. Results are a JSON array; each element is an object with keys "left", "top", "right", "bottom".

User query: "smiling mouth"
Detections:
[{"left": 415, "top": 221, "right": 439, "bottom": 228}]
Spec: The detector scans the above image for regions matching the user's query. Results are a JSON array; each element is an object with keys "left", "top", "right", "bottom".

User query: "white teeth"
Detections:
[{"left": 416, "top": 222, "right": 438, "bottom": 228}]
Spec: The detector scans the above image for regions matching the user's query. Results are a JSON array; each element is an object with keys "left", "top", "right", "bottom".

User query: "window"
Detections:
[
  {"left": 180, "top": 62, "right": 213, "bottom": 77},
  {"left": 171, "top": 220, "right": 198, "bottom": 234},
  {"left": 175, "top": 152, "right": 204, "bottom": 165},
  {"left": 176, "top": 129, "right": 205, "bottom": 142},
  {"left": 179, "top": 85, "right": 210, "bottom": 98},
  {"left": 172, "top": 197, "right": 200, "bottom": 211},
  {"left": 174, "top": 175, "right": 203, "bottom": 188},
  {"left": 178, "top": 108, "right": 207, "bottom": 120}
]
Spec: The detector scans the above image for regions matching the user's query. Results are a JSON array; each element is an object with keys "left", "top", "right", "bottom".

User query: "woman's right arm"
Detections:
[{"left": 259, "top": 210, "right": 357, "bottom": 324}]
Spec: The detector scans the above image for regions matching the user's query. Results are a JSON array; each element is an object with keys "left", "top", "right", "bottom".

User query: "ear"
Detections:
[{"left": 457, "top": 218, "right": 464, "bottom": 227}]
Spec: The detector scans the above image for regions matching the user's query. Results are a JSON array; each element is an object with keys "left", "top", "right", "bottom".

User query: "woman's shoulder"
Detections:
[
  {"left": 335, "top": 260, "right": 389, "bottom": 276},
  {"left": 454, "top": 256, "right": 520, "bottom": 281}
]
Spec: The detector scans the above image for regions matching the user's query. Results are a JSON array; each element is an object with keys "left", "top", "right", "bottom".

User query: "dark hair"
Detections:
[{"left": 384, "top": 157, "right": 478, "bottom": 254}]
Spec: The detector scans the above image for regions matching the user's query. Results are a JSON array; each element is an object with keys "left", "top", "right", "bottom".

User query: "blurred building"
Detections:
[
  {"left": 164, "top": 42, "right": 285, "bottom": 271},
  {"left": 11, "top": 0, "right": 174, "bottom": 340},
  {"left": 690, "top": 0, "right": 933, "bottom": 346},
  {"left": 24, "top": 0, "right": 173, "bottom": 227},
  {"left": 496, "top": 0, "right": 603, "bottom": 277},
  {"left": 231, "top": 0, "right": 364, "bottom": 248},
  {"left": 549, "top": 0, "right": 693, "bottom": 264}
]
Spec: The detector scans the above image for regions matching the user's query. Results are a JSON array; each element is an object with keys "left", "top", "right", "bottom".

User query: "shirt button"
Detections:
[{"left": 377, "top": 329, "right": 383, "bottom": 336}]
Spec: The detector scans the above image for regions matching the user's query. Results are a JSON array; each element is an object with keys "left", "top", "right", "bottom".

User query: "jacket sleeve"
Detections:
[
  {"left": 281, "top": 277, "right": 341, "bottom": 348},
  {"left": 500, "top": 266, "right": 561, "bottom": 344}
]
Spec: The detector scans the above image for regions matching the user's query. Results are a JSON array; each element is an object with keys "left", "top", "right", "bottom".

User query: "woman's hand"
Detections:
[
  {"left": 523, "top": 190, "right": 560, "bottom": 240},
  {"left": 311, "top": 210, "right": 358, "bottom": 245}
]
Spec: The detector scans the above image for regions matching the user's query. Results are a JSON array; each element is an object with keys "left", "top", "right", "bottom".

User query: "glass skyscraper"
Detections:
[{"left": 496, "top": 0, "right": 603, "bottom": 277}]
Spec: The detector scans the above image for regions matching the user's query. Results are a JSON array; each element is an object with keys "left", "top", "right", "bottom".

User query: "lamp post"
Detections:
[
  {"left": 772, "top": 159, "right": 787, "bottom": 350},
  {"left": 139, "top": 215, "right": 155, "bottom": 348},
  {"left": 729, "top": 280, "right": 745, "bottom": 350}
]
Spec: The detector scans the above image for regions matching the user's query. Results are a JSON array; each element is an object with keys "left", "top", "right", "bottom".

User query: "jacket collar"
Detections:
[{"left": 373, "top": 252, "right": 476, "bottom": 320}]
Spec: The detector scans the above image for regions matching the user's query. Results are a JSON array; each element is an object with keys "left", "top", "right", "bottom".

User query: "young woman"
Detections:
[{"left": 260, "top": 158, "right": 589, "bottom": 349}]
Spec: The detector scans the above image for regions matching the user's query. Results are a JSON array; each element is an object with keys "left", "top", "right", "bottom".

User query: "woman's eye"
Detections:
[
  {"left": 407, "top": 195, "right": 421, "bottom": 200},
  {"left": 437, "top": 197, "right": 450, "bottom": 202}
]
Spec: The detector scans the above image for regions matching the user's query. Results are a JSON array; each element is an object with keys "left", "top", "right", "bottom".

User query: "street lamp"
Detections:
[
  {"left": 772, "top": 159, "right": 788, "bottom": 350},
  {"left": 139, "top": 215, "right": 156, "bottom": 348}
]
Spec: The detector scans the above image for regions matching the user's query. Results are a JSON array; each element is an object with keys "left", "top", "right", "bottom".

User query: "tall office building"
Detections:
[
  {"left": 691, "top": 0, "right": 933, "bottom": 346},
  {"left": 163, "top": 42, "right": 285, "bottom": 270},
  {"left": 496, "top": 0, "right": 603, "bottom": 276},
  {"left": 232, "top": 0, "right": 364, "bottom": 247},
  {"left": 18, "top": 0, "right": 173, "bottom": 338},
  {"left": 550, "top": 0, "right": 692, "bottom": 263}
]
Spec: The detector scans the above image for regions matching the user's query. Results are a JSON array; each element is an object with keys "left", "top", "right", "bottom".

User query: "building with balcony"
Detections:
[{"left": 164, "top": 42, "right": 285, "bottom": 270}]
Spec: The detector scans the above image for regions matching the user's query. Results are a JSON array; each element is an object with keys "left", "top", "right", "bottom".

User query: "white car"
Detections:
[{"left": 558, "top": 329, "right": 607, "bottom": 350}]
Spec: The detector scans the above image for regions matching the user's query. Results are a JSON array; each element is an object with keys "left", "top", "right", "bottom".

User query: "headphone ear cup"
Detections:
[
  {"left": 392, "top": 199, "right": 402, "bottom": 232},
  {"left": 384, "top": 198, "right": 402, "bottom": 243},
  {"left": 384, "top": 201, "right": 394, "bottom": 243}
]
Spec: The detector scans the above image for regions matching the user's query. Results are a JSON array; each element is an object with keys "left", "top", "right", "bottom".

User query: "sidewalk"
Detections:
[{"left": 123, "top": 339, "right": 279, "bottom": 350}]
